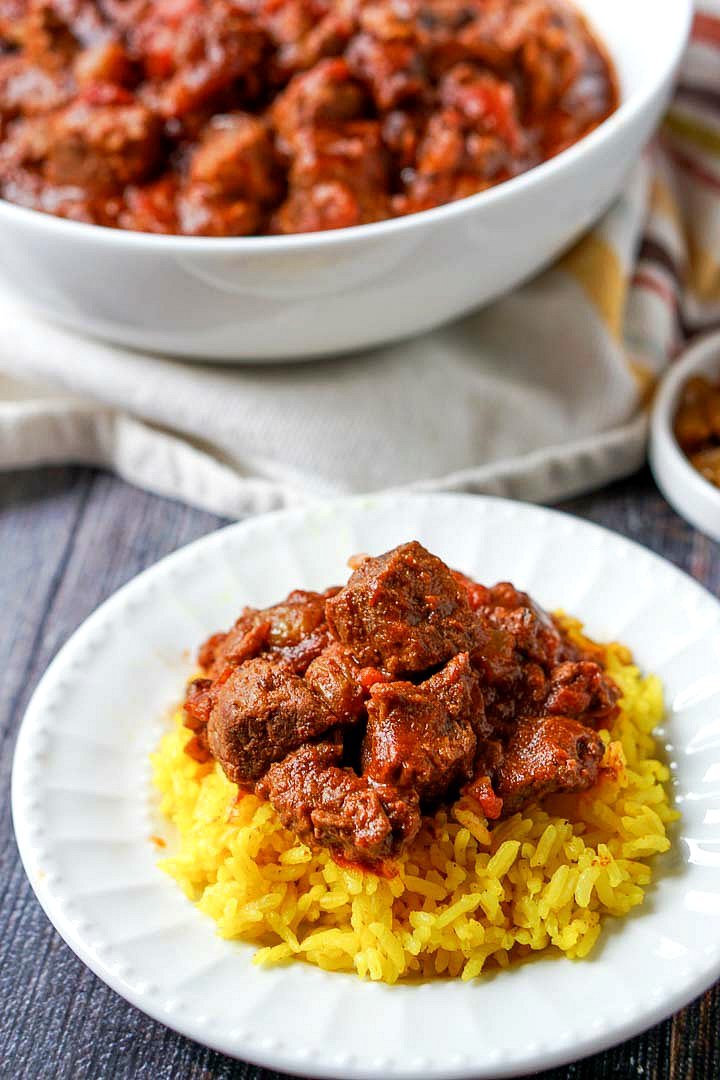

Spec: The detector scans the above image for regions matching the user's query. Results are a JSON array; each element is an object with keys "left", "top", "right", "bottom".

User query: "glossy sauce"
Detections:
[{"left": 0, "top": 0, "right": 618, "bottom": 236}]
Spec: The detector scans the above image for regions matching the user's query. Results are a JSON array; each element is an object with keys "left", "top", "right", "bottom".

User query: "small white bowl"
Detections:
[
  {"left": 0, "top": 0, "right": 693, "bottom": 360},
  {"left": 650, "top": 332, "right": 720, "bottom": 543}
]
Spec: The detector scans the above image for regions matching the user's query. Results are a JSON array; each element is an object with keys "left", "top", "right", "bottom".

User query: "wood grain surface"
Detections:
[{"left": 1, "top": 466, "right": 717, "bottom": 1080}]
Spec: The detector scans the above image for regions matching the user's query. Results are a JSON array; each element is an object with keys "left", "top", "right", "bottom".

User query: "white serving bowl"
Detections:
[
  {"left": 0, "top": 0, "right": 693, "bottom": 361},
  {"left": 649, "top": 332, "right": 720, "bottom": 543}
]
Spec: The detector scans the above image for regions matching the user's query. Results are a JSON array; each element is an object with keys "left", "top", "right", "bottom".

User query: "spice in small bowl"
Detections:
[{"left": 673, "top": 375, "right": 720, "bottom": 488}]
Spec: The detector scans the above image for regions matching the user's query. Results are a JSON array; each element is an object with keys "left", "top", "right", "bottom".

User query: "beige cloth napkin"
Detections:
[{"left": 1, "top": 8, "right": 719, "bottom": 519}]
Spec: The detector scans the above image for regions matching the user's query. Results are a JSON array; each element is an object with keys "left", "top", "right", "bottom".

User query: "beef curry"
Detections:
[
  {"left": 184, "top": 541, "right": 620, "bottom": 867},
  {"left": 0, "top": 0, "right": 617, "bottom": 234}
]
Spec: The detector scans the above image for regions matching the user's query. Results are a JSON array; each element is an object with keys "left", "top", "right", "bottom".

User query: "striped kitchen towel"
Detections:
[
  {"left": 581, "top": 5, "right": 720, "bottom": 393},
  {"left": 0, "top": 4, "right": 717, "bottom": 517}
]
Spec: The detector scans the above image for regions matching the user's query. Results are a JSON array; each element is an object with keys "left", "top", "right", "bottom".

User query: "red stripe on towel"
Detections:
[
  {"left": 693, "top": 12, "right": 720, "bottom": 48},
  {"left": 666, "top": 145, "right": 720, "bottom": 194},
  {"left": 632, "top": 269, "right": 678, "bottom": 310}
]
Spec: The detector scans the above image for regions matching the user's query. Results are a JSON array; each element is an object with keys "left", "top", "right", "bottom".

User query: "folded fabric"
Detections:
[{"left": 0, "top": 7, "right": 719, "bottom": 520}]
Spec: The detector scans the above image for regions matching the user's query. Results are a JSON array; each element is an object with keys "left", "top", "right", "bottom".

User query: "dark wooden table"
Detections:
[{"left": 1, "top": 465, "right": 718, "bottom": 1080}]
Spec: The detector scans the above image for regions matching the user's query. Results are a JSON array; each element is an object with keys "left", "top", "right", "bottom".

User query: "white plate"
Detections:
[{"left": 12, "top": 494, "right": 720, "bottom": 1079}]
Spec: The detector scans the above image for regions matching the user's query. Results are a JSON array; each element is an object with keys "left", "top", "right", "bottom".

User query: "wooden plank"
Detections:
[{"left": 0, "top": 466, "right": 717, "bottom": 1080}]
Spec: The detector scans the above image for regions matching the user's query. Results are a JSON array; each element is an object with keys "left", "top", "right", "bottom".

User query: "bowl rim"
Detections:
[
  {"left": 0, "top": 0, "right": 694, "bottom": 253},
  {"left": 650, "top": 330, "right": 720, "bottom": 518}
]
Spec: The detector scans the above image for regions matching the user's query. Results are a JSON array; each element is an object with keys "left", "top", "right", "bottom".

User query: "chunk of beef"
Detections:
[
  {"left": 182, "top": 675, "right": 214, "bottom": 762},
  {"left": 495, "top": 715, "right": 605, "bottom": 814},
  {"left": 177, "top": 183, "right": 263, "bottom": 236},
  {"left": 472, "top": 593, "right": 620, "bottom": 734},
  {"left": 272, "top": 7, "right": 355, "bottom": 74},
  {"left": 469, "top": 609, "right": 523, "bottom": 686},
  {"left": 258, "top": 741, "right": 421, "bottom": 860},
  {"left": 271, "top": 177, "right": 366, "bottom": 233},
  {"left": 119, "top": 174, "right": 179, "bottom": 232},
  {"left": 410, "top": 106, "right": 465, "bottom": 174},
  {"left": 516, "top": 8, "right": 586, "bottom": 117},
  {"left": 419, "top": 0, "right": 586, "bottom": 109},
  {"left": 200, "top": 616, "right": 271, "bottom": 672},
  {"left": 325, "top": 541, "right": 476, "bottom": 675},
  {"left": 394, "top": 77, "right": 527, "bottom": 217},
  {"left": 184, "top": 621, "right": 347, "bottom": 766},
  {"left": 380, "top": 107, "right": 425, "bottom": 169},
  {"left": 357, "top": 0, "right": 415, "bottom": 41},
  {"left": 0, "top": 164, "right": 103, "bottom": 220},
  {"left": 96, "top": 0, "right": 148, "bottom": 29},
  {"left": 273, "top": 626, "right": 333, "bottom": 674},
  {"left": 304, "top": 641, "right": 368, "bottom": 724},
  {"left": 256, "top": 0, "right": 331, "bottom": 53},
  {"left": 271, "top": 119, "right": 389, "bottom": 232},
  {"left": 207, "top": 657, "right": 338, "bottom": 784},
  {"left": 480, "top": 659, "right": 547, "bottom": 738},
  {"left": 0, "top": 55, "right": 70, "bottom": 131},
  {"left": 543, "top": 660, "right": 620, "bottom": 727},
  {"left": 346, "top": 31, "right": 425, "bottom": 111},
  {"left": 362, "top": 653, "right": 480, "bottom": 798},
  {"left": 0, "top": 0, "right": 27, "bottom": 44},
  {"left": 189, "top": 113, "right": 281, "bottom": 203},
  {"left": 285, "top": 119, "right": 387, "bottom": 192},
  {"left": 6, "top": 97, "right": 162, "bottom": 192},
  {"left": 131, "top": 0, "right": 268, "bottom": 117},
  {"left": 183, "top": 675, "right": 215, "bottom": 729},
  {"left": 74, "top": 39, "right": 134, "bottom": 88},
  {"left": 251, "top": 588, "right": 334, "bottom": 651},
  {"left": 438, "top": 63, "right": 523, "bottom": 153},
  {"left": 478, "top": 582, "right": 572, "bottom": 670},
  {"left": 271, "top": 58, "right": 366, "bottom": 151},
  {"left": 21, "top": 0, "right": 107, "bottom": 72},
  {"left": 199, "top": 588, "right": 336, "bottom": 677}
]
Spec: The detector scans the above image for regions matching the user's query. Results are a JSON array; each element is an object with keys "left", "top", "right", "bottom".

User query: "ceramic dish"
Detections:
[
  {"left": 12, "top": 493, "right": 720, "bottom": 1079},
  {"left": 0, "top": 0, "right": 693, "bottom": 361},
  {"left": 650, "top": 332, "right": 720, "bottom": 543}
]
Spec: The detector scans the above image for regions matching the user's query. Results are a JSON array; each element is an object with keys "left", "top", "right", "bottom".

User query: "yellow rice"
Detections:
[{"left": 151, "top": 618, "right": 678, "bottom": 983}]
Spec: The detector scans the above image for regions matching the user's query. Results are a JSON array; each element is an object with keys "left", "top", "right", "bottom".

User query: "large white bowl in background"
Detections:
[
  {"left": 0, "top": 0, "right": 693, "bottom": 360},
  {"left": 650, "top": 332, "right": 720, "bottom": 543}
]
